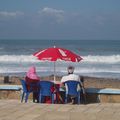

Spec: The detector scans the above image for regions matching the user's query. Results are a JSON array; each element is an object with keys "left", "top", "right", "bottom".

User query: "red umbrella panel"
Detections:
[
  {"left": 33, "top": 46, "right": 83, "bottom": 81},
  {"left": 34, "top": 47, "right": 82, "bottom": 62}
]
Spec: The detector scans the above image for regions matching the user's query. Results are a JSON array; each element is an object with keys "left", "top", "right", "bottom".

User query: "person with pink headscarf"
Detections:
[{"left": 25, "top": 66, "right": 40, "bottom": 102}]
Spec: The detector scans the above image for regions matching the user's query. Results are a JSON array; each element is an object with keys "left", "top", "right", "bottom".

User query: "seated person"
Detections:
[
  {"left": 60, "top": 66, "right": 85, "bottom": 104},
  {"left": 25, "top": 66, "right": 40, "bottom": 102}
]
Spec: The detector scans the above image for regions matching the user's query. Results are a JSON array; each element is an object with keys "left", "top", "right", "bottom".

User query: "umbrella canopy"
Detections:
[
  {"left": 33, "top": 46, "right": 83, "bottom": 81},
  {"left": 33, "top": 46, "right": 82, "bottom": 62}
]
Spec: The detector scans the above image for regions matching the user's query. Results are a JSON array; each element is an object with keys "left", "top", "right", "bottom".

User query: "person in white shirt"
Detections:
[
  {"left": 61, "top": 66, "right": 81, "bottom": 84},
  {"left": 60, "top": 66, "right": 85, "bottom": 104}
]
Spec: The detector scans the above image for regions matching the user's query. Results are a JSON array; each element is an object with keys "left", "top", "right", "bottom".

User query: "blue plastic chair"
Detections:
[
  {"left": 64, "top": 80, "right": 81, "bottom": 104},
  {"left": 39, "top": 81, "right": 54, "bottom": 104},
  {"left": 20, "top": 80, "right": 39, "bottom": 103}
]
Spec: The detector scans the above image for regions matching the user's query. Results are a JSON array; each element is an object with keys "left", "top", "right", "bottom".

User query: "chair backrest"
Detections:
[
  {"left": 39, "top": 81, "right": 54, "bottom": 96},
  {"left": 64, "top": 80, "right": 80, "bottom": 96}
]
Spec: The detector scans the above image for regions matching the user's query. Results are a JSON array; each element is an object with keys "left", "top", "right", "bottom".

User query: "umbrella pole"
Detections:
[{"left": 54, "top": 61, "right": 56, "bottom": 83}]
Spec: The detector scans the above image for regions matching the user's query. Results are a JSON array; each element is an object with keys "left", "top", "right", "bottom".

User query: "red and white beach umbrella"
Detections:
[{"left": 33, "top": 46, "right": 83, "bottom": 81}]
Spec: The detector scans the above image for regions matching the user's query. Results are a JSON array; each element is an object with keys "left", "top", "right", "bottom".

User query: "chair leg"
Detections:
[
  {"left": 21, "top": 92, "right": 25, "bottom": 103},
  {"left": 65, "top": 94, "right": 68, "bottom": 104},
  {"left": 25, "top": 93, "right": 29, "bottom": 103},
  {"left": 39, "top": 94, "right": 42, "bottom": 103},
  {"left": 52, "top": 94, "right": 54, "bottom": 104},
  {"left": 78, "top": 95, "right": 80, "bottom": 104},
  {"left": 33, "top": 92, "right": 37, "bottom": 103}
]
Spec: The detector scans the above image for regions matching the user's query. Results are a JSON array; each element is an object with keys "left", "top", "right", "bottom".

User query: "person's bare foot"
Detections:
[{"left": 68, "top": 98, "right": 75, "bottom": 105}]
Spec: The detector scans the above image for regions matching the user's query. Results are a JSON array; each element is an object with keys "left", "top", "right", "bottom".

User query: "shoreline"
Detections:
[{"left": 1, "top": 71, "right": 120, "bottom": 79}]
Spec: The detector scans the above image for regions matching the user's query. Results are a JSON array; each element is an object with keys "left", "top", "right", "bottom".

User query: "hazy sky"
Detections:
[{"left": 0, "top": 0, "right": 120, "bottom": 40}]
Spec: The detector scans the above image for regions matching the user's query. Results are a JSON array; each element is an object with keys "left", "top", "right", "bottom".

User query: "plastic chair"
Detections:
[
  {"left": 39, "top": 81, "right": 54, "bottom": 104},
  {"left": 20, "top": 80, "right": 39, "bottom": 103},
  {"left": 64, "top": 80, "right": 81, "bottom": 104}
]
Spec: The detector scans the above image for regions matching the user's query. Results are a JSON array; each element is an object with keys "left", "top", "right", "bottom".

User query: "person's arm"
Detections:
[{"left": 60, "top": 82, "right": 64, "bottom": 87}]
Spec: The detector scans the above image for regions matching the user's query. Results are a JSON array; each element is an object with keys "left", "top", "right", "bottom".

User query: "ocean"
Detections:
[{"left": 0, "top": 39, "right": 120, "bottom": 79}]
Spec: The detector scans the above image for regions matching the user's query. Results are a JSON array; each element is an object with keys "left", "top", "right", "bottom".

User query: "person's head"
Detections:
[
  {"left": 67, "top": 66, "right": 74, "bottom": 74},
  {"left": 26, "top": 66, "right": 39, "bottom": 80}
]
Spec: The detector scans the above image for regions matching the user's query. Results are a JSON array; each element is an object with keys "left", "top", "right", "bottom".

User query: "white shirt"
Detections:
[
  {"left": 61, "top": 74, "right": 80, "bottom": 83},
  {"left": 61, "top": 73, "right": 81, "bottom": 92}
]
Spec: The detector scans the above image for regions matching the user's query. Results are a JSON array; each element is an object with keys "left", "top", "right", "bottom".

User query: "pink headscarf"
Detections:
[{"left": 26, "top": 66, "right": 39, "bottom": 80}]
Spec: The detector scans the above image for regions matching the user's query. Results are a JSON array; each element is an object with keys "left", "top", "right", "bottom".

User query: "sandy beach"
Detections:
[
  {"left": 1, "top": 75, "right": 120, "bottom": 89},
  {"left": 1, "top": 75, "right": 120, "bottom": 91},
  {"left": 0, "top": 99, "right": 120, "bottom": 120}
]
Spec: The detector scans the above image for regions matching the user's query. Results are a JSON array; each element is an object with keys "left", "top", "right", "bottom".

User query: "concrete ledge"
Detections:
[
  {"left": 86, "top": 88, "right": 120, "bottom": 94},
  {"left": 86, "top": 88, "right": 120, "bottom": 103},
  {"left": 0, "top": 85, "right": 22, "bottom": 99},
  {"left": 60, "top": 87, "right": 120, "bottom": 94},
  {"left": 0, "top": 85, "right": 22, "bottom": 91}
]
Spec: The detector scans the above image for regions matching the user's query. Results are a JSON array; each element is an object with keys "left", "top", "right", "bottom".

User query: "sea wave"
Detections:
[
  {"left": 0, "top": 54, "right": 120, "bottom": 64},
  {"left": 82, "top": 55, "right": 120, "bottom": 63},
  {"left": 0, "top": 55, "right": 38, "bottom": 63}
]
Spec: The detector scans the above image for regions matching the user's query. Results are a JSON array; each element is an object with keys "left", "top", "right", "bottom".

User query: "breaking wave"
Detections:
[{"left": 0, "top": 54, "right": 120, "bottom": 64}]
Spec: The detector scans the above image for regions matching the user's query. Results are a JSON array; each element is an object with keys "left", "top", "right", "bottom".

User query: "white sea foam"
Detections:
[
  {"left": 82, "top": 55, "right": 120, "bottom": 63},
  {"left": 0, "top": 54, "right": 120, "bottom": 78},
  {"left": 75, "top": 68, "right": 120, "bottom": 74},
  {"left": 0, "top": 55, "right": 39, "bottom": 63},
  {"left": 0, "top": 54, "right": 120, "bottom": 64}
]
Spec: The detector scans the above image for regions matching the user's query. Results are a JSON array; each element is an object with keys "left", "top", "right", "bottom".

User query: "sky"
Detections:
[{"left": 0, "top": 0, "right": 120, "bottom": 40}]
